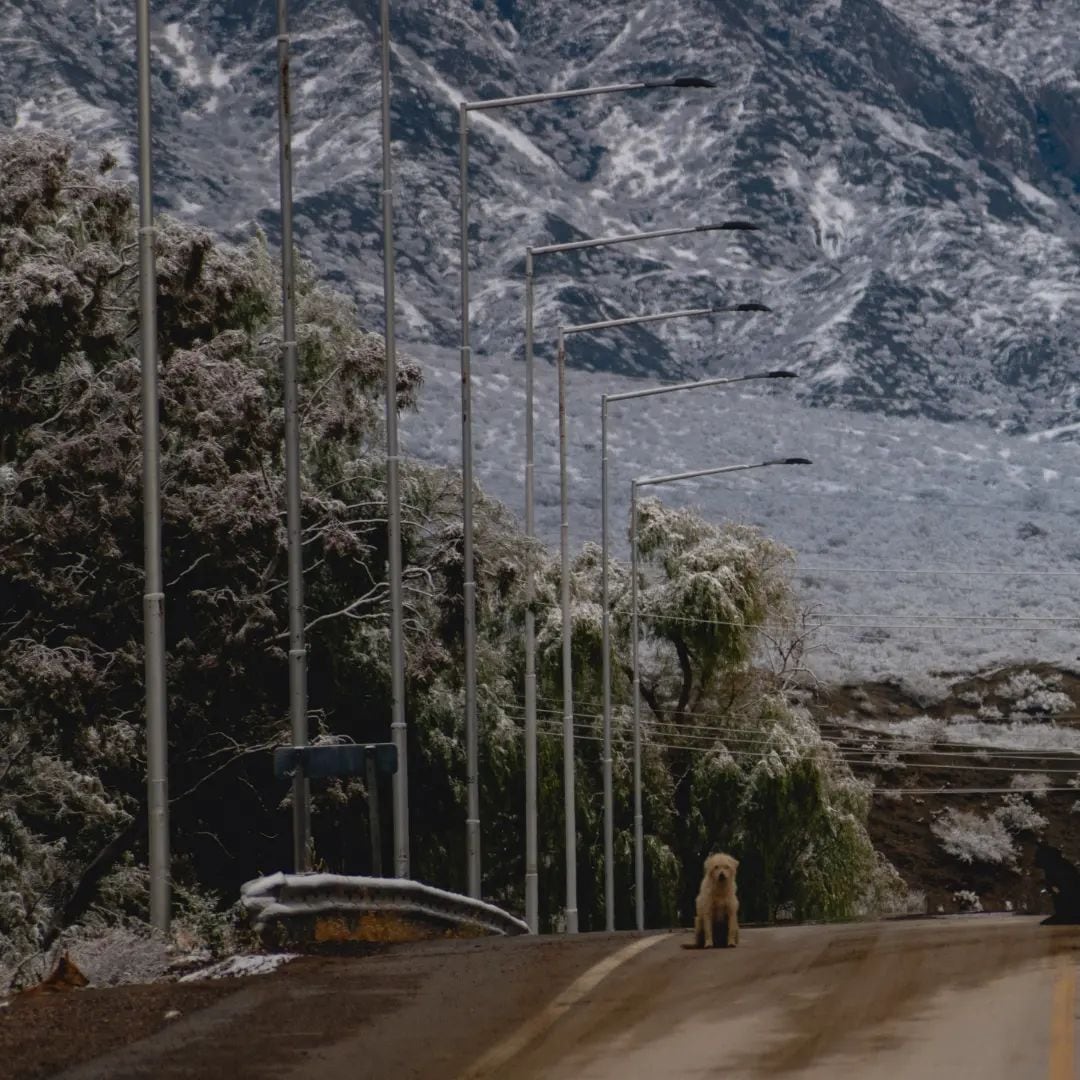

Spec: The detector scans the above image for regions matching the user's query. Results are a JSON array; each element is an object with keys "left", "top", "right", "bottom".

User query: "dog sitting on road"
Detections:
[{"left": 694, "top": 852, "right": 740, "bottom": 948}]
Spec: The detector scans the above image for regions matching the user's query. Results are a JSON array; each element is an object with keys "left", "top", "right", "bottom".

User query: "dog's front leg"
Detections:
[
  {"left": 701, "top": 912, "right": 714, "bottom": 948},
  {"left": 726, "top": 911, "right": 739, "bottom": 947},
  {"left": 712, "top": 915, "right": 725, "bottom": 949}
]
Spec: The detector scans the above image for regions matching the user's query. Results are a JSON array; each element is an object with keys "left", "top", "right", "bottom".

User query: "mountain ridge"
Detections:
[{"left": 4, "top": 0, "right": 1080, "bottom": 435}]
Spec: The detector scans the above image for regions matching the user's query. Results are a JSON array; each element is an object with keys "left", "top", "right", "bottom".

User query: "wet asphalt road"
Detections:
[
  {"left": 36, "top": 916, "right": 1080, "bottom": 1080},
  {"left": 475, "top": 917, "right": 1080, "bottom": 1080}
]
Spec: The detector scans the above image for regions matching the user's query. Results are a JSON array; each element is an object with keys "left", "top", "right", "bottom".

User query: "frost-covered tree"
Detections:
[
  {"left": 0, "top": 131, "right": 569, "bottom": 963},
  {"left": 529, "top": 499, "right": 887, "bottom": 925},
  {"left": 0, "top": 130, "right": 429, "bottom": 966}
]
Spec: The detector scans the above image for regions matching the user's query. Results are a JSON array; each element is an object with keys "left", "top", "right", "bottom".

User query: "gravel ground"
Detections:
[{"left": 1, "top": 979, "right": 241, "bottom": 1080}]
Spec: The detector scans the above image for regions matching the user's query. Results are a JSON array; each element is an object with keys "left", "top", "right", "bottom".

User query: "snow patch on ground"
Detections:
[{"left": 178, "top": 953, "right": 297, "bottom": 982}]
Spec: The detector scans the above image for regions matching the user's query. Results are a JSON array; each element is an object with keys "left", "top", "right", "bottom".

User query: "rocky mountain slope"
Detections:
[{"left": 5, "top": 0, "right": 1080, "bottom": 435}]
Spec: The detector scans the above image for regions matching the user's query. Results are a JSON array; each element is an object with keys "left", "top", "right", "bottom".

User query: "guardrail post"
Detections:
[
  {"left": 274, "top": 742, "right": 398, "bottom": 879},
  {"left": 367, "top": 751, "right": 383, "bottom": 877}
]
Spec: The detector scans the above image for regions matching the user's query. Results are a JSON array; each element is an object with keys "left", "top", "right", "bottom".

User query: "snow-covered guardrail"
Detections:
[{"left": 241, "top": 872, "right": 530, "bottom": 945}]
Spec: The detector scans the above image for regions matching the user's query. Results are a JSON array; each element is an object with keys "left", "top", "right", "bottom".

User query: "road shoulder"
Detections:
[{"left": 29, "top": 933, "right": 655, "bottom": 1080}]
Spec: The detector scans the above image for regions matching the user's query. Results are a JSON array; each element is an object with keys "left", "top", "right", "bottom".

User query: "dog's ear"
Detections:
[{"left": 730, "top": 857, "right": 740, "bottom": 870}]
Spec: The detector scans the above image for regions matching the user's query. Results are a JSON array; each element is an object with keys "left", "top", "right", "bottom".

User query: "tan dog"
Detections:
[{"left": 694, "top": 853, "right": 740, "bottom": 948}]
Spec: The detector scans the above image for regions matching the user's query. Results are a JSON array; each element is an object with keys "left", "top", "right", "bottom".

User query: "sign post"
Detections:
[{"left": 273, "top": 743, "right": 398, "bottom": 876}]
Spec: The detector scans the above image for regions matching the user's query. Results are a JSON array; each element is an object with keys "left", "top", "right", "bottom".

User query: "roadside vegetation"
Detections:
[{"left": 1, "top": 131, "right": 898, "bottom": 985}]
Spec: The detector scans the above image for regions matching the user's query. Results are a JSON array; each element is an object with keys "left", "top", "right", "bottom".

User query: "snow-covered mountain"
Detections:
[
  {"left": 7, "top": 0, "right": 1080, "bottom": 677},
  {"left": 6, "top": 0, "right": 1080, "bottom": 436}
]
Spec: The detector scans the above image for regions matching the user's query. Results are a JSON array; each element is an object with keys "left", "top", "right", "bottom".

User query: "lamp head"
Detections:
[
  {"left": 644, "top": 75, "right": 718, "bottom": 89},
  {"left": 699, "top": 221, "right": 759, "bottom": 232}
]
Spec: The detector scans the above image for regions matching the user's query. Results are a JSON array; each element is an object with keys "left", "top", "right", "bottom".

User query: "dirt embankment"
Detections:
[{"left": 812, "top": 662, "right": 1080, "bottom": 915}]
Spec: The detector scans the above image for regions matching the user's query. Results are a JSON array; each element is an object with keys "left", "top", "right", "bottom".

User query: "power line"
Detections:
[
  {"left": 530, "top": 728, "right": 1080, "bottom": 795},
  {"left": 810, "top": 612, "right": 1080, "bottom": 623},
  {"left": 517, "top": 707, "right": 1080, "bottom": 765},
  {"left": 871, "top": 786, "right": 1080, "bottom": 796},
  {"left": 812, "top": 624, "right": 1077, "bottom": 633},
  {"left": 534, "top": 600, "right": 1080, "bottom": 633},
  {"left": 796, "top": 565, "right": 1080, "bottom": 579},
  {"left": 530, "top": 719, "right": 1080, "bottom": 773},
  {"left": 514, "top": 692, "right": 1080, "bottom": 742},
  {"left": 498, "top": 692, "right": 1080, "bottom": 763}
]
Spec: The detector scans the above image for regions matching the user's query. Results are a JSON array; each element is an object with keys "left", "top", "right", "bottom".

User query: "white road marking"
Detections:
[{"left": 458, "top": 934, "right": 668, "bottom": 1079}]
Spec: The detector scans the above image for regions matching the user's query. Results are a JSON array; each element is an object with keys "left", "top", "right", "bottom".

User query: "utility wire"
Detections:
[
  {"left": 534, "top": 600, "right": 1080, "bottom": 631},
  {"left": 517, "top": 708, "right": 1080, "bottom": 766},
  {"left": 530, "top": 728, "right": 1080, "bottom": 795},
  {"left": 795, "top": 565, "right": 1080, "bottom": 579},
  {"left": 518, "top": 690, "right": 1080, "bottom": 734},
  {"left": 530, "top": 719, "right": 1080, "bottom": 773}
]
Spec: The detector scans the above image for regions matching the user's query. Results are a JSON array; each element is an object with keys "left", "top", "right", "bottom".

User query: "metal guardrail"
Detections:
[{"left": 241, "top": 872, "right": 531, "bottom": 938}]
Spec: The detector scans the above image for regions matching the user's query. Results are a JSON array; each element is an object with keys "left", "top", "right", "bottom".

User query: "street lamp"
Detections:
[
  {"left": 275, "top": 0, "right": 310, "bottom": 874},
  {"left": 628, "top": 457, "right": 813, "bottom": 929},
  {"left": 522, "top": 222, "right": 759, "bottom": 934},
  {"left": 555, "top": 303, "right": 771, "bottom": 933},
  {"left": 378, "top": 0, "right": 409, "bottom": 880},
  {"left": 136, "top": 0, "right": 169, "bottom": 931},
  {"left": 599, "top": 368, "right": 797, "bottom": 928},
  {"left": 458, "top": 74, "right": 715, "bottom": 901}
]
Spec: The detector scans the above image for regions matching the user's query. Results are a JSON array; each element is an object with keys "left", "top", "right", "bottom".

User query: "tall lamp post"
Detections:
[
  {"left": 522, "top": 220, "right": 759, "bottom": 933},
  {"left": 136, "top": 0, "right": 169, "bottom": 931},
  {"left": 378, "top": 0, "right": 409, "bottom": 880},
  {"left": 599, "top": 368, "right": 797, "bottom": 927},
  {"left": 275, "top": 0, "right": 310, "bottom": 873},
  {"left": 629, "top": 457, "right": 813, "bottom": 929},
  {"left": 459, "top": 74, "right": 715, "bottom": 900},
  {"left": 555, "top": 302, "right": 771, "bottom": 932}
]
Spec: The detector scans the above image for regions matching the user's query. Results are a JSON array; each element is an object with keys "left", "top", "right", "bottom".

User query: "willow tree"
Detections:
[{"left": 531, "top": 498, "right": 887, "bottom": 927}]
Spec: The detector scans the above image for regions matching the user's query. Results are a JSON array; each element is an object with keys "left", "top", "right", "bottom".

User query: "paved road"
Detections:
[
  {"left": 470, "top": 917, "right": 1080, "bottom": 1080},
  {"left": 40, "top": 916, "right": 1080, "bottom": 1080}
]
